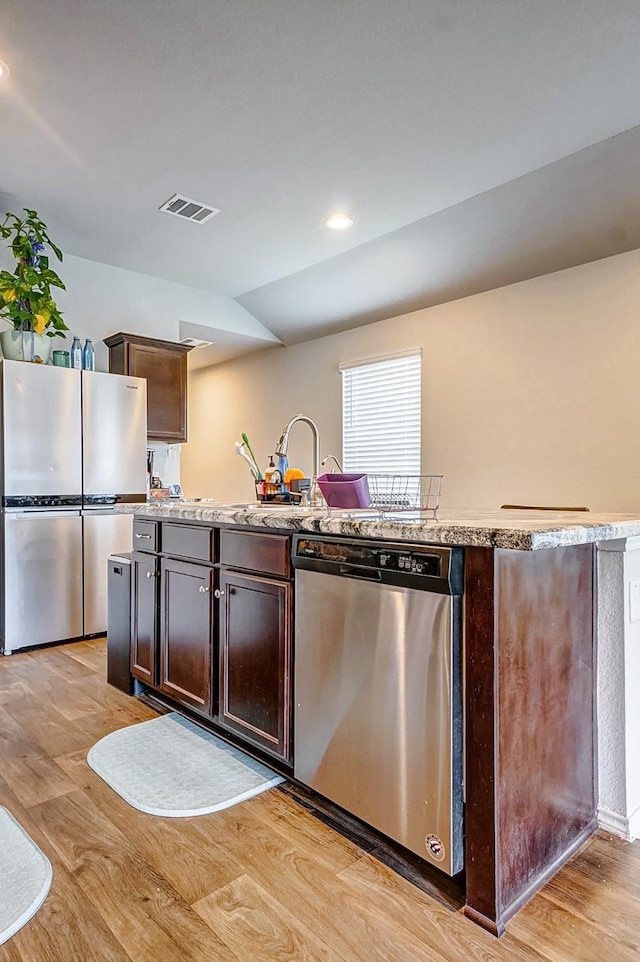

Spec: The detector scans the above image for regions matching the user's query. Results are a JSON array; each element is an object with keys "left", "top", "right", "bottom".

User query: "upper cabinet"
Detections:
[{"left": 104, "top": 332, "right": 192, "bottom": 443}]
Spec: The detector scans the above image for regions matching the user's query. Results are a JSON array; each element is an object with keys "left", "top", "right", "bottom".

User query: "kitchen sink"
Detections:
[
  {"left": 180, "top": 500, "right": 394, "bottom": 518},
  {"left": 179, "top": 499, "right": 312, "bottom": 511},
  {"left": 180, "top": 499, "right": 390, "bottom": 519}
]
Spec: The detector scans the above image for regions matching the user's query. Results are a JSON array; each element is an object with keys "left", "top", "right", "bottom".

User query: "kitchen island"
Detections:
[{"left": 116, "top": 502, "right": 640, "bottom": 936}]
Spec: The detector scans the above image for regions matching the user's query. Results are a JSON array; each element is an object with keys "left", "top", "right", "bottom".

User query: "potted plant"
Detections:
[{"left": 0, "top": 209, "right": 69, "bottom": 363}]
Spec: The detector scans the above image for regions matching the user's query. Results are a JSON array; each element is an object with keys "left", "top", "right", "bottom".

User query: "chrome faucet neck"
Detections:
[{"left": 275, "top": 414, "right": 321, "bottom": 505}]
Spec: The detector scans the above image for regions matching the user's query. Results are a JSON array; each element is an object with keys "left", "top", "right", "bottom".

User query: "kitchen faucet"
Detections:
[{"left": 275, "top": 414, "right": 322, "bottom": 506}]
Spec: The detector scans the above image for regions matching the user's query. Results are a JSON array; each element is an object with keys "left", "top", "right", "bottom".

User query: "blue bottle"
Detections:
[
  {"left": 70, "top": 336, "right": 82, "bottom": 370},
  {"left": 82, "top": 338, "right": 95, "bottom": 371},
  {"left": 277, "top": 453, "right": 289, "bottom": 478}
]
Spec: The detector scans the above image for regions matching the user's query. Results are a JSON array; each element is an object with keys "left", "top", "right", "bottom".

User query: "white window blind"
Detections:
[{"left": 341, "top": 351, "right": 421, "bottom": 475}]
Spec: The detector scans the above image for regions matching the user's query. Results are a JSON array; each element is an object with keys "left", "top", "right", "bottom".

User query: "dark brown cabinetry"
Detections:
[
  {"left": 159, "top": 557, "right": 212, "bottom": 713},
  {"left": 104, "top": 332, "right": 192, "bottom": 443},
  {"left": 218, "top": 570, "right": 292, "bottom": 760},
  {"left": 130, "top": 551, "right": 158, "bottom": 685},
  {"left": 133, "top": 519, "right": 159, "bottom": 552},
  {"left": 219, "top": 529, "right": 291, "bottom": 579},
  {"left": 217, "top": 529, "right": 293, "bottom": 762},
  {"left": 162, "top": 522, "right": 213, "bottom": 563},
  {"left": 128, "top": 517, "right": 293, "bottom": 764}
]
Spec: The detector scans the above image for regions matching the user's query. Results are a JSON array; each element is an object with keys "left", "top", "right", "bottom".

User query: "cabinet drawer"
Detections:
[
  {"left": 162, "top": 522, "right": 213, "bottom": 563},
  {"left": 219, "top": 530, "right": 291, "bottom": 578},
  {"left": 133, "top": 519, "right": 158, "bottom": 552}
]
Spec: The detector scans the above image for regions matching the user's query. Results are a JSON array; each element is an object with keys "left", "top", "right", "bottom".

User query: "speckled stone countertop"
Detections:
[{"left": 116, "top": 500, "right": 640, "bottom": 550}]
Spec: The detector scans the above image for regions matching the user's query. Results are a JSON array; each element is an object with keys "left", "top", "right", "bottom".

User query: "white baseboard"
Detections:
[
  {"left": 598, "top": 805, "right": 640, "bottom": 840},
  {"left": 629, "top": 804, "right": 640, "bottom": 840}
]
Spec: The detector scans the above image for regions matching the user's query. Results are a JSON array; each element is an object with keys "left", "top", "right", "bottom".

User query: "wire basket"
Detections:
[
  {"left": 366, "top": 474, "right": 443, "bottom": 517},
  {"left": 255, "top": 480, "right": 303, "bottom": 504}
]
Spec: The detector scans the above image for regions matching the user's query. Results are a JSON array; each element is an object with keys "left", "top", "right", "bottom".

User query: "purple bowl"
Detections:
[{"left": 317, "top": 473, "right": 371, "bottom": 509}]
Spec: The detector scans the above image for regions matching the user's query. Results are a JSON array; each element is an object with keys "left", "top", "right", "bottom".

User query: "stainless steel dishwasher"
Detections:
[{"left": 292, "top": 534, "right": 464, "bottom": 876}]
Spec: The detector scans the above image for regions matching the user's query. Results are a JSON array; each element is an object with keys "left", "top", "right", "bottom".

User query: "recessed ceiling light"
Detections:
[
  {"left": 0, "top": 60, "right": 10, "bottom": 82},
  {"left": 325, "top": 213, "right": 354, "bottom": 230}
]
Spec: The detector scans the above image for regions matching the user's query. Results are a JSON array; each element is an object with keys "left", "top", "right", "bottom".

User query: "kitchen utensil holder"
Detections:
[{"left": 255, "top": 480, "right": 303, "bottom": 504}]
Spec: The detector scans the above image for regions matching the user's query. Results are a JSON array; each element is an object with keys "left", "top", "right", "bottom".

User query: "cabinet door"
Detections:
[
  {"left": 128, "top": 343, "right": 187, "bottom": 443},
  {"left": 131, "top": 552, "right": 158, "bottom": 685},
  {"left": 159, "top": 558, "right": 212, "bottom": 712},
  {"left": 218, "top": 571, "right": 292, "bottom": 761}
]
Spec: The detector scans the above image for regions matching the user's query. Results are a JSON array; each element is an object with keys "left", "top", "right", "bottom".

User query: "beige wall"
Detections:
[{"left": 183, "top": 247, "right": 640, "bottom": 512}]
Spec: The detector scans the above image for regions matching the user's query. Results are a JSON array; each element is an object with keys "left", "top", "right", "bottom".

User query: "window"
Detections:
[{"left": 340, "top": 350, "right": 422, "bottom": 475}]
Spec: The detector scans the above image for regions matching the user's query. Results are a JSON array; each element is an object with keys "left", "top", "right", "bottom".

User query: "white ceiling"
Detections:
[
  {"left": 239, "top": 124, "right": 640, "bottom": 341},
  {"left": 2, "top": 0, "right": 640, "bottom": 349}
]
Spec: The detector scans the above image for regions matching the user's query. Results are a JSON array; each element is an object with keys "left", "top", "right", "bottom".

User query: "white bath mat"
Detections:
[
  {"left": 87, "top": 712, "right": 284, "bottom": 816},
  {"left": 0, "top": 807, "right": 52, "bottom": 945}
]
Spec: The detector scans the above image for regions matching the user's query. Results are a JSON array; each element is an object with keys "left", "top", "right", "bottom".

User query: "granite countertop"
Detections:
[{"left": 116, "top": 500, "right": 640, "bottom": 550}]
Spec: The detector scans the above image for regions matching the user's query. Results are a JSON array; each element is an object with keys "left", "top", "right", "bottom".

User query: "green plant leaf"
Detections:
[{"left": 0, "top": 208, "right": 65, "bottom": 334}]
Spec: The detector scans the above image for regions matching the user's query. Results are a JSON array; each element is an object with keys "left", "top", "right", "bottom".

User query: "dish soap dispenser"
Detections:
[{"left": 265, "top": 455, "right": 277, "bottom": 483}]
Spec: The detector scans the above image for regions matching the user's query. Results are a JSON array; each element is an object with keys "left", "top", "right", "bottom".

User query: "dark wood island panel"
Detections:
[{"left": 464, "top": 543, "right": 596, "bottom": 935}]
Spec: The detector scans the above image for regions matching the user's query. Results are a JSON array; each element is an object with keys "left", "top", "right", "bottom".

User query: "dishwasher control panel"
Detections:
[
  {"left": 293, "top": 536, "right": 463, "bottom": 595},
  {"left": 379, "top": 550, "right": 439, "bottom": 576}
]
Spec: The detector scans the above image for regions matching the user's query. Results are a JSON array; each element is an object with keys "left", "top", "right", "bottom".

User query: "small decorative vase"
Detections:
[{"left": 0, "top": 329, "right": 53, "bottom": 364}]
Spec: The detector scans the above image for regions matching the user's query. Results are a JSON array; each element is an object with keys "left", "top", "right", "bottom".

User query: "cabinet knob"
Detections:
[
  {"left": 145, "top": 570, "right": 157, "bottom": 579},
  {"left": 135, "top": 533, "right": 152, "bottom": 539},
  {"left": 199, "top": 585, "right": 210, "bottom": 594},
  {"left": 214, "top": 588, "right": 225, "bottom": 599}
]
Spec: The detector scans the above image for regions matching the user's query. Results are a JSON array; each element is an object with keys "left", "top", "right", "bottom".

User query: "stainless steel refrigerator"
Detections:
[{"left": 0, "top": 361, "right": 146, "bottom": 654}]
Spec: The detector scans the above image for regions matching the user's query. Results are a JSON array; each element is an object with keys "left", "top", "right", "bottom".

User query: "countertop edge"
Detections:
[{"left": 115, "top": 502, "right": 640, "bottom": 550}]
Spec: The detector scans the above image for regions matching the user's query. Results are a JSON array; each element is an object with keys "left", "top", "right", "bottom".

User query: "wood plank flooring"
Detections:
[{"left": 1, "top": 638, "right": 639, "bottom": 962}]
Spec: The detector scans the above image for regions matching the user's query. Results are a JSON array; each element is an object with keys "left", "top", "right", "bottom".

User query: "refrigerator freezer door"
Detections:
[
  {"left": 1, "top": 362, "right": 82, "bottom": 497},
  {"left": 83, "top": 511, "right": 133, "bottom": 635},
  {"left": 82, "top": 371, "right": 147, "bottom": 499},
  {"left": 3, "top": 510, "right": 83, "bottom": 652}
]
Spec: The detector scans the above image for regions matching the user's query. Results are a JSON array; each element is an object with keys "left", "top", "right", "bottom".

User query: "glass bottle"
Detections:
[
  {"left": 82, "top": 338, "right": 95, "bottom": 371},
  {"left": 70, "top": 336, "right": 83, "bottom": 370}
]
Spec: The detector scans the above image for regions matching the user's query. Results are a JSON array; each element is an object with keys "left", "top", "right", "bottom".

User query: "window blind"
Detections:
[{"left": 341, "top": 351, "right": 421, "bottom": 475}]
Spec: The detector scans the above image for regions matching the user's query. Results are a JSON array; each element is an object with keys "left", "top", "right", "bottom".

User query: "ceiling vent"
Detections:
[
  {"left": 180, "top": 337, "right": 213, "bottom": 348},
  {"left": 159, "top": 194, "right": 220, "bottom": 224}
]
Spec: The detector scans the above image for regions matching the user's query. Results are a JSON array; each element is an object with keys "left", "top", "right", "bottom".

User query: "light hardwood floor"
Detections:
[{"left": 1, "top": 638, "right": 639, "bottom": 962}]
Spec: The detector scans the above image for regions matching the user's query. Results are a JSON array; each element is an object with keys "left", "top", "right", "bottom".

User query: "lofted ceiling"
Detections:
[{"left": 2, "top": 0, "right": 640, "bottom": 352}]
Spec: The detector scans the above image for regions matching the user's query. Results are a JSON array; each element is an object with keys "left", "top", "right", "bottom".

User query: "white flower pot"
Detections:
[{"left": 0, "top": 329, "right": 53, "bottom": 364}]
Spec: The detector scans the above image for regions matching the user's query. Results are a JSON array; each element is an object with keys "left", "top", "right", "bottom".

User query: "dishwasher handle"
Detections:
[{"left": 339, "top": 564, "right": 383, "bottom": 581}]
